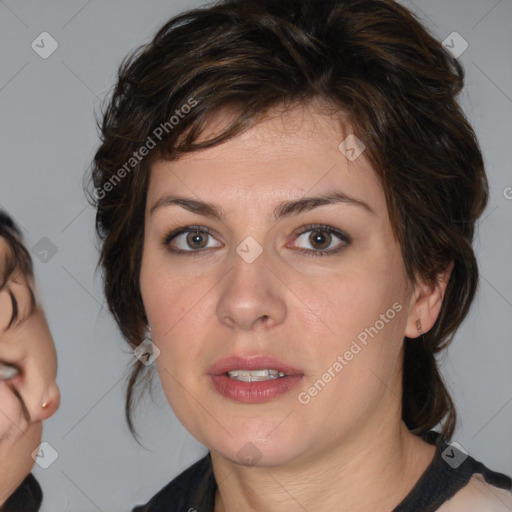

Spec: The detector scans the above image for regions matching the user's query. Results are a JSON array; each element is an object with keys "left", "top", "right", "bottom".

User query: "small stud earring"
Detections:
[
  {"left": 41, "top": 401, "right": 48, "bottom": 409},
  {"left": 416, "top": 319, "right": 423, "bottom": 335}
]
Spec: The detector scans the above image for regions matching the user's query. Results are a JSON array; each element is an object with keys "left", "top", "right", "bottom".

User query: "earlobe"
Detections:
[
  {"left": 35, "top": 382, "right": 60, "bottom": 422},
  {"left": 404, "top": 260, "right": 454, "bottom": 339},
  {"left": 405, "top": 316, "right": 425, "bottom": 339}
]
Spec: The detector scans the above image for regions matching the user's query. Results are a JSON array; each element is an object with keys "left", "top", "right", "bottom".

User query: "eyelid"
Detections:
[
  {"left": 6, "top": 288, "right": 18, "bottom": 329},
  {"left": 161, "top": 225, "right": 232, "bottom": 251},
  {"left": 292, "top": 223, "right": 351, "bottom": 243},
  {"left": 288, "top": 224, "right": 351, "bottom": 254},
  {"left": 161, "top": 225, "right": 220, "bottom": 247},
  {"left": 3, "top": 285, "right": 36, "bottom": 330}
]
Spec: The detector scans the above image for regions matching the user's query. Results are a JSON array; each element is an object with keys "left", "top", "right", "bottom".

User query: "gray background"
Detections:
[{"left": 0, "top": 0, "right": 511, "bottom": 510}]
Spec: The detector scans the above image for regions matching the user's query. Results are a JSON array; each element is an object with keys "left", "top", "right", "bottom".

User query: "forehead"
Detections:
[{"left": 147, "top": 104, "right": 386, "bottom": 219}]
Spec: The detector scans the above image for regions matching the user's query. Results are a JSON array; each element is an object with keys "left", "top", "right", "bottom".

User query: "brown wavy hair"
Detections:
[{"left": 88, "top": 0, "right": 488, "bottom": 441}]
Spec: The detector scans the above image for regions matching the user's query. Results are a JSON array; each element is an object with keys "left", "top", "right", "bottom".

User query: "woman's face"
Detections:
[
  {"left": 0, "top": 242, "right": 59, "bottom": 503},
  {"left": 140, "top": 104, "right": 425, "bottom": 466}
]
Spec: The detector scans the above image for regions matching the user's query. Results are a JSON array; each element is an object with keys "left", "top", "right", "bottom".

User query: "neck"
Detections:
[{"left": 211, "top": 413, "right": 435, "bottom": 512}]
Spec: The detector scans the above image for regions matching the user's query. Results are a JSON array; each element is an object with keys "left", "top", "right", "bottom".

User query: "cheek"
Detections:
[
  {"left": 142, "top": 271, "right": 205, "bottom": 342},
  {"left": 141, "top": 245, "right": 178, "bottom": 327},
  {"left": 140, "top": 255, "right": 210, "bottom": 392},
  {"left": 15, "top": 422, "right": 42, "bottom": 484},
  {"left": 140, "top": 240, "right": 210, "bottom": 324},
  {"left": 290, "top": 253, "right": 409, "bottom": 413},
  {"left": 0, "top": 418, "right": 41, "bottom": 493},
  {"left": 293, "top": 271, "right": 407, "bottom": 433},
  {"left": 296, "top": 254, "right": 406, "bottom": 345}
]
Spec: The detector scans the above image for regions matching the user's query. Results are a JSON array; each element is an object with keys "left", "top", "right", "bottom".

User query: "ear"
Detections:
[{"left": 404, "top": 260, "right": 454, "bottom": 339}]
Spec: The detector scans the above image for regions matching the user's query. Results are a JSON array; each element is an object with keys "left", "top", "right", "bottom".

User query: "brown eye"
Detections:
[
  {"left": 162, "top": 226, "right": 222, "bottom": 254},
  {"left": 292, "top": 224, "right": 350, "bottom": 257},
  {"left": 308, "top": 229, "right": 332, "bottom": 250},
  {"left": 294, "top": 224, "right": 352, "bottom": 256},
  {"left": 186, "top": 230, "right": 209, "bottom": 249}
]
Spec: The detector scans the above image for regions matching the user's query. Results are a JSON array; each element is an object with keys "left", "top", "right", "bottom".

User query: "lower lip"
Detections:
[{"left": 209, "top": 374, "right": 303, "bottom": 403}]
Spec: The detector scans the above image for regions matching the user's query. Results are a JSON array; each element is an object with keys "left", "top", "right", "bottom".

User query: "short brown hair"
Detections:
[{"left": 89, "top": 0, "right": 488, "bottom": 440}]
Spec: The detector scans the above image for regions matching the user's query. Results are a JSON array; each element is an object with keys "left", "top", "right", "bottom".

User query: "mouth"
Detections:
[
  {"left": 207, "top": 354, "right": 303, "bottom": 378},
  {"left": 224, "top": 369, "right": 287, "bottom": 382},
  {"left": 207, "top": 355, "right": 304, "bottom": 403}
]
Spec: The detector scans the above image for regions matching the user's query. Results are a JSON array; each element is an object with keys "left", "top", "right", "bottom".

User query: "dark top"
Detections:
[
  {"left": 132, "top": 430, "right": 512, "bottom": 512},
  {"left": 0, "top": 473, "right": 42, "bottom": 512}
]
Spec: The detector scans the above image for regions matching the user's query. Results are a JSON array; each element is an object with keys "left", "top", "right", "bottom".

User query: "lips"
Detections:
[
  {"left": 207, "top": 355, "right": 303, "bottom": 377},
  {"left": 208, "top": 355, "right": 304, "bottom": 403}
]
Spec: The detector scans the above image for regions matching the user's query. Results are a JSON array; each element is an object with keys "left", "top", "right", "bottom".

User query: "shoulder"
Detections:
[
  {"left": 131, "top": 452, "right": 214, "bottom": 512},
  {"left": 437, "top": 474, "right": 512, "bottom": 512},
  {"left": 1, "top": 473, "right": 43, "bottom": 512},
  {"left": 404, "top": 431, "right": 512, "bottom": 512}
]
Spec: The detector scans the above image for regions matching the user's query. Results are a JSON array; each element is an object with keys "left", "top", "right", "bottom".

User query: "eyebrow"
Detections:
[{"left": 149, "top": 190, "right": 376, "bottom": 221}]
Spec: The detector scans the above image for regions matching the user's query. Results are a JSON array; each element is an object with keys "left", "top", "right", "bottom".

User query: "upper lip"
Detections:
[{"left": 208, "top": 355, "right": 303, "bottom": 376}]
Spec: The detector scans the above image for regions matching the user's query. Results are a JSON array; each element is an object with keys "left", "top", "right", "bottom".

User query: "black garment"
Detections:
[
  {"left": 132, "top": 431, "right": 512, "bottom": 512},
  {"left": 0, "top": 473, "right": 42, "bottom": 512}
]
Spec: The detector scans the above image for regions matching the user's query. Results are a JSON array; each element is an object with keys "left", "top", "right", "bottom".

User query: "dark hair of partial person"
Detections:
[
  {"left": 0, "top": 211, "right": 36, "bottom": 329},
  {"left": 87, "top": 0, "right": 488, "bottom": 441},
  {"left": 0, "top": 211, "right": 41, "bottom": 512}
]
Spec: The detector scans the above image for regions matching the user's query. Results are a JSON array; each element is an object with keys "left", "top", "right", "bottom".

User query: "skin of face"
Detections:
[
  {"left": 139, "top": 102, "right": 452, "bottom": 511},
  {"left": 0, "top": 240, "right": 60, "bottom": 505}
]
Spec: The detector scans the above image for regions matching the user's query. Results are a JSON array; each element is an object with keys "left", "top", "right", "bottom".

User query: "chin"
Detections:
[{"left": 206, "top": 427, "right": 304, "bottom": 468}]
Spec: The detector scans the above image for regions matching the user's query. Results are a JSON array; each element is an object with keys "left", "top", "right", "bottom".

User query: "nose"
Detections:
[{"left": 216, "top": 247, "right": 287, "bottom": 330}]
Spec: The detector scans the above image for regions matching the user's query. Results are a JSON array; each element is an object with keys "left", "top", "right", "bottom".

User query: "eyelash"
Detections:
[
  {"left": 4, "top": 286, "right": 36, "bottom": 330},
  {"left": 7, "top": 288, "right": 18, "bottom": 329},
  {"left": 161, "top": 224, "right": 351, "bottom": 258}
]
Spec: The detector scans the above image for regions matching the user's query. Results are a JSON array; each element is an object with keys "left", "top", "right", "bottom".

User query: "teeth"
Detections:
[{"left": 227, "top": 369, "right": 286, "bottom": 381}]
